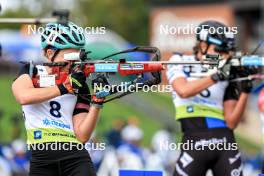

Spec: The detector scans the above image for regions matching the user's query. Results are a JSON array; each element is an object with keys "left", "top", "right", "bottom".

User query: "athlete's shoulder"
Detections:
[
  {"left": 14, "top": 64, "right": 30, "bottom": 81},
  {"left": 166, "top": 53, "right": 191, "bottom": 81},
  {"left": 18, "top": 63, "right": 30, "bottom": 75}
]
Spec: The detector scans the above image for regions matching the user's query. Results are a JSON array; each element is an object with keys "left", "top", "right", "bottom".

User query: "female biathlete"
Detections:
[
  {"left": 166, "top": 21, "right": 253, "bottom": 176},
  {"left": 12, "top": 21, "right": 103, "bottom": 176}
]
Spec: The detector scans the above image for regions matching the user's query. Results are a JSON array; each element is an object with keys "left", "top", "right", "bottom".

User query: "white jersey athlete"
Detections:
[
  {"left": 167, "top": 54, "right": 229, "bottom": 121},
  {"left": 167, "top": 21, "right": 253, "bottom": 176},
  {"left": 12, "top": 21, "right": 104, "bottom": 176}
]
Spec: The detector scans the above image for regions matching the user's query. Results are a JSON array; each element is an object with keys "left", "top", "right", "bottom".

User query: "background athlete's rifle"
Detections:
[
  {"left": 228, "top": 39, "right": 264, "bottom": 82},
  {"left": 190, "top": 52, "right": 263, "bottom": 80},
  {"left": 189, "top": 38, "right": 264, "bottom": 80}
]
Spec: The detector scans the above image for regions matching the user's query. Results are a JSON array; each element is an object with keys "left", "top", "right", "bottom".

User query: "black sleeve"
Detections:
[
  {"left": 73, "top": 86, "right": 91, "bottom": 116},
  {"left": 14, "top": 64, "right": 30, "bottom": 81},
  {"left": 223, "top": 82, "right": 240, "bottom": 101},
  {"left": 18, "top": 64, "right": 30, "bottom": 75}
]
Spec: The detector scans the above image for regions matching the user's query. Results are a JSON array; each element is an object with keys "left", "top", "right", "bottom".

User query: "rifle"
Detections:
[{"left": 21, "top": 46, "right": 219, "bottom": 103}]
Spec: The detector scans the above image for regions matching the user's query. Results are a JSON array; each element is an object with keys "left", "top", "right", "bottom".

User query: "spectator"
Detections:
[
  {"left": 11, "top": 139, "right": 29, "bottom": 175},
  {"left": 145, "top": 129, "right": 179, "bottom": 176},
  {"left": 117, "top": 125, "right": 145, "bottom": 169},
  {"left": 97, "top": 124, "right": 146, "bottom": 176},
  {"left": 106, "top": 119, "right": 125, "bottom": 148}
]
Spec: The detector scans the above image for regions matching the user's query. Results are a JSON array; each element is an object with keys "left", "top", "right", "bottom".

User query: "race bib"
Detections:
[{"left": 39, "top": 75, "right": 56, "bottom": 87}]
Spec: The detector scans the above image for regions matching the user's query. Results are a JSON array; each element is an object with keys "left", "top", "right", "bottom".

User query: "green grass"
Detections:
[
  {"left": 235, "top": 133, "right": 261, "bottom": 155},
  {"left": 0, "top": 74, "right": 25, "bottom": 142},
  {"left": 138, "top": 91, "right": 175, "bottom": 114},
  {"left": 98, "top": 100, "right": 162, "bottom": 146}
]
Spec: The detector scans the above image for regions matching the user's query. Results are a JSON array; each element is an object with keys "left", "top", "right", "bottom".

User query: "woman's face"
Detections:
[
  {"left": 197, "top": 42, "right": 232, "bottom": 60},
  {"left": 206, "top": 44, "right": 231, "bottom": 60},
  {"left": 44, "top": 48, "right": 80, "bottom": 72},
  {"left": 44, "top": 48, "right": 80, "bottom": 62}
]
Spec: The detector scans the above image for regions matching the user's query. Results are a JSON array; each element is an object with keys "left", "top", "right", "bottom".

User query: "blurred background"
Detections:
[{"left": 0, "top": 0, "right": 264, "bottom": 175}]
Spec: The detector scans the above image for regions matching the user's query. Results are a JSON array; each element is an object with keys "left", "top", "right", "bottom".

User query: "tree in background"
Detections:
[
  {"left": 75, "top": 0, "right": 149, "bottom": 45},
  {"left": 0, "top": 8, "right": 32, "bottom": 29},
  {"left": 0, "top": 0, "right": 150, "bottom": 44}
]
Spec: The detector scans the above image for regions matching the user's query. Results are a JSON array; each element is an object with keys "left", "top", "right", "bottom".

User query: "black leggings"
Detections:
[
  {"left": 29, "top": 143, "right": 96, "bottom": 176},
  {"left": 173, "top": 129, "right": 243, "bottom": 176}
]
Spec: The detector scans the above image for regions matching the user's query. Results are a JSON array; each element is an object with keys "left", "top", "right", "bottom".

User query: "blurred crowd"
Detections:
[
  {"left": 0, "top": 139, "right": 29, "bottom": 176},
  {"left": 0, "top": 117, "right": 263, "bottom": 176},
  {"left": 94, "top": 118, "right": 179, "bottom": 176}
]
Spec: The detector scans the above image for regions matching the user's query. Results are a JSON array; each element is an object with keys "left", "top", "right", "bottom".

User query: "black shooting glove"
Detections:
[
  {"left": 58, "top": 71, "right": 87, "bottom": 95},
  {"left": 240, "top": 80, "right": 253, "bottom": 93},
  {"left": 236, "top": 66, "right": 258, "bottom": 93},
  {"left": 92, "top": 74, "right": 110, "bottom": 89},
  {"left": 211, "top": 59, "right": 232, "bottom": 82},
  {"left": 90, "top": 74, "right": 109, "bottom": 107},
  {"left": 78, "top": 80, "right": 91, "bottom": 102}
]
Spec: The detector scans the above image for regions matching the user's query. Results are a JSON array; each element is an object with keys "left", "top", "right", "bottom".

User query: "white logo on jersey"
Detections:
[
  {"left": 229, "top": 152, "right": 241, "bottom": 165},
  {"left": 180, "top": 152, "right": 193, "bottom": 168},
  {"left": 175, "top": 163, "right": 188, "bottom": 176},
  {"left": 230, "top": 164, "right": 242, "bottom": 176}
]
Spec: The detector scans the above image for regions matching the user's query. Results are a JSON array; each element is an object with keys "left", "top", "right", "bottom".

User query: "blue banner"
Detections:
[{"left": 119, "top": 170, "right": 162, "bottom": 176}]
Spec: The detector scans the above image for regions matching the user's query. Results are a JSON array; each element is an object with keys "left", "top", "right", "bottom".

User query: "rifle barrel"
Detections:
[{"left": 74, "top": 60, "right": 219, "bottom": 65}]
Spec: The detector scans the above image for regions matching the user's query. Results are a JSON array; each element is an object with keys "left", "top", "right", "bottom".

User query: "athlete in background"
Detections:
[
  {"left": 167, "top": 21, "right": 253, "bottom": 176},
  {"left": 12, "top": 22, "right": 103, "bottom": 176}
]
